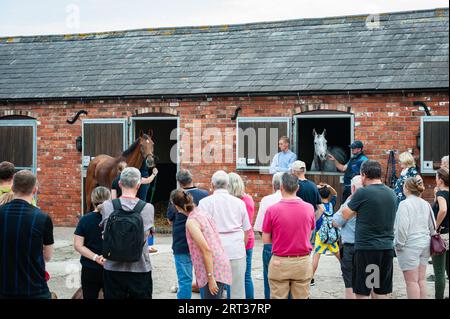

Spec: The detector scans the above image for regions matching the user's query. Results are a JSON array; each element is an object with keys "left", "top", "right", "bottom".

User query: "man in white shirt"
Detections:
[
  {"left": 253, "top": 172, "right": 283, "bottom": 299},
  {"left": 198, "top": 170, "right": 251, "bottom": 299}
]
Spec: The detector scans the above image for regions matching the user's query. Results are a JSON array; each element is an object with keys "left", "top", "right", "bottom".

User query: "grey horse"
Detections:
[{"left": 311, "top": 129, "right": 348, "bottom": 172}]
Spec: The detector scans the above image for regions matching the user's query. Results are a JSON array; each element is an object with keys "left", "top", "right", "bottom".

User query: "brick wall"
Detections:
[{"left": 0, "top": 91, "right": 448, "bottom": 226}]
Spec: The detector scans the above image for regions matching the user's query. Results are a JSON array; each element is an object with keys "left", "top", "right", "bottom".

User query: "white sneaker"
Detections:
[{"left": 170, "top": 285, "right": 178, "bottom": 293}]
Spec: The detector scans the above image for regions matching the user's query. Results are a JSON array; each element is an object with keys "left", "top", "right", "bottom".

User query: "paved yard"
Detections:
[{"left": 48, "top": 227, "right": 447, "bottom": 299}]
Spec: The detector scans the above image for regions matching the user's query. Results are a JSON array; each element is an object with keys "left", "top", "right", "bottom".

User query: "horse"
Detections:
[
  {"left": 85, "top": 131, "right": 155, "bottom": 211},
  {"left": 311, "top": 128, "right": 348, "bottom": 172}
]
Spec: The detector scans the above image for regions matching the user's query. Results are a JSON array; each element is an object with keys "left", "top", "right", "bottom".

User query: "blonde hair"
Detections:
[
  {"left": 404, "top": 176, "right": 425, "bottom": 196},
  {"left": 0, "top": 192, "right": 14, "bottom": 206},
  {"left": 441, "top": 155, "right": 449, "bottom": 169},
  {"left": 91, "top": 186, "right": 111, "bottom": 211},
  {"left": 399, "top": 152, "right": 416, "bottom": 168},
  {"left": 227, "top": 172, "right": 245, "bottom": 199},
  {"left": 279, "top": 136, "right": 290, "bottom": 145}
]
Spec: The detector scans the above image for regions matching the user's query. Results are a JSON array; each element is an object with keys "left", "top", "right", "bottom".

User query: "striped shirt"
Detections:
[{"left": 0, "top": 199, "right": 54, "bottom": 297}]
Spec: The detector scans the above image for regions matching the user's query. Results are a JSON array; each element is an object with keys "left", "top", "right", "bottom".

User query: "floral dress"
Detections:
[
  {"left": 186, "top": 208, "right": 232, "bottom": 289},
  {"left": 393, "top": 167, "right": 419, "bottom": 203}
]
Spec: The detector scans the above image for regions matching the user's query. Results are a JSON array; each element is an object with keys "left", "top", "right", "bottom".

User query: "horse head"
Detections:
[
  {"left": 313, "top": 128, "right": 328, "bottom": 161},
  {"left": 139, "top": 130, "right": 155, "bottom": 168}
]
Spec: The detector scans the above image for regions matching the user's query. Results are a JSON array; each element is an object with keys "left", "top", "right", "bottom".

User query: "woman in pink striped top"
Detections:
[
  {"left": 228, "top": 173, "right": 255, "bottom": 299},
  {"left": 170, "top": 189, "right": 232, "bottom": 299}
]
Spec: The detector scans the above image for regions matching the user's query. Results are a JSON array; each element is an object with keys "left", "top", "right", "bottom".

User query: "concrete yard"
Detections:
[{"left": 48, "top": 227, "right": 447, "bottom": 299}]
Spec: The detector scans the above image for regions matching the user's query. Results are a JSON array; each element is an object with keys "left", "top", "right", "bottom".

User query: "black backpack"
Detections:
[{"left": 103, "top": 199, "right": 147, "bottom": 262}]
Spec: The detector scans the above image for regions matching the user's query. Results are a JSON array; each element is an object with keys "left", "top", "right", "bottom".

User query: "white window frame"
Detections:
[
  {"left": 0, "top": 119, "right": 37, "bottom": 174},
  {"left": 236, "top": 117, "right": 291, "bottom": 171},
  {"left": 81, "top": 118, "right": 128, "bottom": 167},
  {"left": 420, "top": 116, "right": 449, "bottom": 174}
]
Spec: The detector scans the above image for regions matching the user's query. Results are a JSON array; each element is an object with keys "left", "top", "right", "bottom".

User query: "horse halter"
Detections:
[
  {"left": 139, "top": 136, "right": 155, "bottom": 168},
  {"left": 145, "top": 155, "right": 156, "bottom": 167}
]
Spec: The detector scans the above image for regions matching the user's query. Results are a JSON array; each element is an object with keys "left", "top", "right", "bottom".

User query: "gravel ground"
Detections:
[{"left": 47, "top": 227, "right": 447, "bottom": 299}]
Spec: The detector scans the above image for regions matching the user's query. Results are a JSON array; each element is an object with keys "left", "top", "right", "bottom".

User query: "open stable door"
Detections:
[{"left": 293, "top": 112, "right": 354, "bottom": 209}]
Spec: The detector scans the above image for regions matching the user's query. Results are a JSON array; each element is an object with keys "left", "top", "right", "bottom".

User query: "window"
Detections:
[
  {"left": 420, "top": 116, "right": 449, "bottom": 174},
  {"left": 236, "top": 117, "right": 290, "bottom": 170},
  {"left": 0, "top": 119, "right": 37, "bottom": 174}
]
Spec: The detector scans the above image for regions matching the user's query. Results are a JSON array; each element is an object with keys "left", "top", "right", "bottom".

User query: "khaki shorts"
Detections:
[{"left": 268, "top": 255, "right": 313, "bottom": 299}]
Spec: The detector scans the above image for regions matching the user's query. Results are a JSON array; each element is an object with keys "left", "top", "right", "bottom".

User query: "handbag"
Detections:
[{"left": 429, "top": 206, "right": 447, "bottom": 256}]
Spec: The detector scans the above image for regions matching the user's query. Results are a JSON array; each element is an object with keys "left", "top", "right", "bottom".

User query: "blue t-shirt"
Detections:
[
  {"left": 316, "top": 195, "right": 336, "bottom": 232},
  {"left": 344, "top": 153, "right": 368, "bottom": 185},
  {"left": 74, "top": 212, "right": 103, "bottom": 270},
  {"left": 166, "top": 187, "right": 209, "bottom": 255}
]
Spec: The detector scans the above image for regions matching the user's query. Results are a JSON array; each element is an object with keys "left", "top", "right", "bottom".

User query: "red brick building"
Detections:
[{"left": 0, "top": 8, "right": 448, "bottom": 226}]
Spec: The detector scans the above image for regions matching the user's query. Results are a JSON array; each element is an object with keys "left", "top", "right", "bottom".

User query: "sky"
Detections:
[{"left": 0, "top": 0, "right": 448, "bottom": 37}]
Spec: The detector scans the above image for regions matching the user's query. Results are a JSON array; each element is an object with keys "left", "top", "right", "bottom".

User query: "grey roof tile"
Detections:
[{"left": 0, "top": 8, "right": 448, "bottom": 100}]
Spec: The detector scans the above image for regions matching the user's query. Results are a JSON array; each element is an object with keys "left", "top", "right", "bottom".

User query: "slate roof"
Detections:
[{"left": 0, "top": 8, "right": 448, "bottom": 100}]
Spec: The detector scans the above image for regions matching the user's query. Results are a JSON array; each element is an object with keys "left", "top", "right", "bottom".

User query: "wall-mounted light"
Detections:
[{"left": 76, "top": 136, "right": 82, "bottom": 152}]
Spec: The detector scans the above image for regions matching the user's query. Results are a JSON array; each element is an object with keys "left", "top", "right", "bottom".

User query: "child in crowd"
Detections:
[{"left": 312, "top": 184, "right": 341, "bottom": 279}]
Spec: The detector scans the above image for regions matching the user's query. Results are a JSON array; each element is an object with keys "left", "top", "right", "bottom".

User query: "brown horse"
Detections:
[{"left": 85, "top": 131, "right": 155, "bottom": 211}]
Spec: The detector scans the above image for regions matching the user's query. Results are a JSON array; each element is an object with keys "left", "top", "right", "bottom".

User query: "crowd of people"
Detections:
[{"left": 0, "top": 139, "right": 448, "bottom": 299}]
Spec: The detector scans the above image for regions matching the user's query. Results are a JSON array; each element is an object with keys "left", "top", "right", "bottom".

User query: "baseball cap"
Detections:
[
  {"left": 349, "top": 141, "right": 364, "bottom": 149},
  {"left": 291, "top": 160, "right": 306, "bottom": 171}
]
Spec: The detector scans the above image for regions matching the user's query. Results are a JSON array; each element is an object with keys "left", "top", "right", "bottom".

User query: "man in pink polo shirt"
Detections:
[{"left": 262, "top": 173, "right": 315, "bottom": 299}]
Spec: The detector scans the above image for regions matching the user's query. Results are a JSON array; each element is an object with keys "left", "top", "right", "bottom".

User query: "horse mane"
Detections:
[
  {"left": 122, "top": 139, "right": 139, "bottom": 157},
  {"left": 328, "top": 146, "right": 349, "bottom": 164},
  {"left": 122, "top": 134, "right": 150, "bottom": 157},
  {"left": 121, "top": 134, "right": 150, "bottom": 157}
]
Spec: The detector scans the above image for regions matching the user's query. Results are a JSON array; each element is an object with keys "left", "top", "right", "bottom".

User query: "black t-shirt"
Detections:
[
  {"left": 0, "top": 199, "right": 54, "bottom": 297},
  {"left": 74, "top": 212, "right": 104, "bottom": 270},
  {"left": 433, "top": 190, "right": 449, "bottom": 234},
  {"left": 111, "top": 175, "right": 122, "bottom": 198},
  {"left": 296, "top": 179, "right": 322, "bottom": 208},
  {"left": 347, "top": 184, "right": 397, "bottom": 251},
  {"left": 166, "top": 187, "right": 209, "bottom": 255}
]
